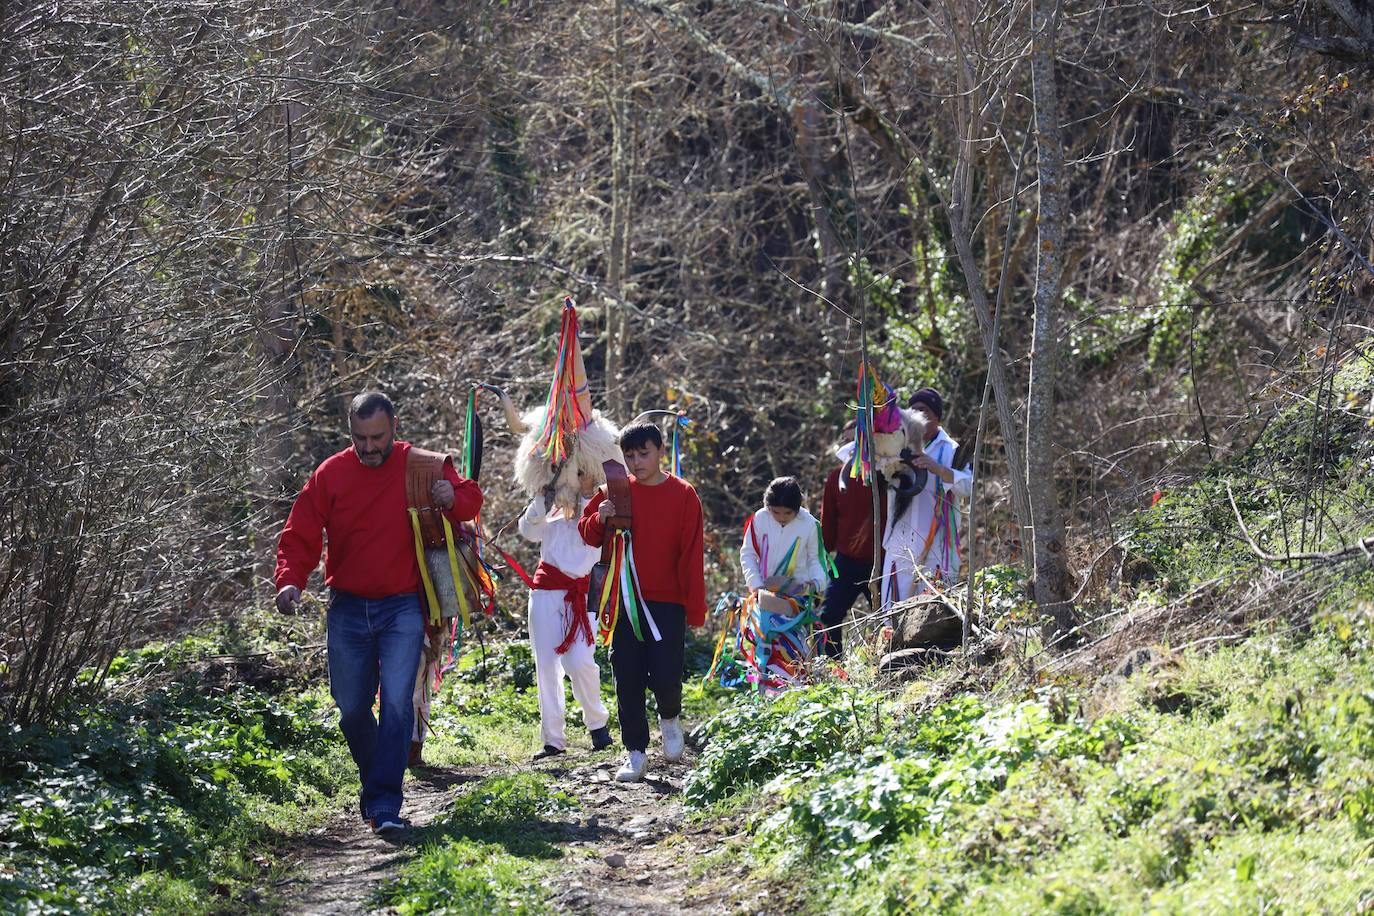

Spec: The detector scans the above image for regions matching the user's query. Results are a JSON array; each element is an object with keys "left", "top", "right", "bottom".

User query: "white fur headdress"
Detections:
[
  {"left": 499, "top": 297, "right": 625, "bottom": 515},
  {"left": 873, "top": 407, "right": 926, "bottom": 478},
  {"left": 506, "top": 403, "right": 622, "bottom": 515}
]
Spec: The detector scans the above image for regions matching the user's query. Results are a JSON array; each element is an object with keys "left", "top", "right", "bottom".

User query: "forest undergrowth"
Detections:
[{"left": 2, "top": 354, "right": 1370, "bottom": 914}]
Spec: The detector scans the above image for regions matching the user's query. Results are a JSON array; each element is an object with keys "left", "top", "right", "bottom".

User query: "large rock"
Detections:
[
  {"left": 878, "top": 647, "right": 951, "bottom": 675},
  {"left": 890, "top": 596, "right": 964, "bottom": 650}
]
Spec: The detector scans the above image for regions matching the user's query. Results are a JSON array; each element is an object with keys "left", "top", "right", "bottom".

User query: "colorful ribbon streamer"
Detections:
[
  {"left": 672, "top": 412, "right": 690, "bottom": 477},
  {"left": 596, "top": 529, "right": 661, "bottom": 644},
  {"left": 531, "top": 298, "right": 592, "bottom": 465}
]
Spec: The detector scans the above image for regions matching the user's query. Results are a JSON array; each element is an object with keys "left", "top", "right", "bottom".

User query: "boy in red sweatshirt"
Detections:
[{"left": 578, "top": 421, "right": 706, "bottom": 782}]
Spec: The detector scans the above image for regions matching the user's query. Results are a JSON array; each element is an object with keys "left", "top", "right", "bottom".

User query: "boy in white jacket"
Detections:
[
  {"left": 519, "top": 471, "right": 613, "bottom": 760},
  {"left": 740, "top": 477, "right": 829, "bottom": 597}
]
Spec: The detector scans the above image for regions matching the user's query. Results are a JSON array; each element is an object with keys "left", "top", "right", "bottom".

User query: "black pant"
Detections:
[
  {"left": 818, "top": 552, "right": 873, "bottom": 658},
  {"left": 611, "top": 600, "right": 686, "bottom": 752}
]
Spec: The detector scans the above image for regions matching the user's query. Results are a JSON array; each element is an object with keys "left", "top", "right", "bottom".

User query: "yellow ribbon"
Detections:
[
  {"left": 410, "top": 508, "right": 441, "bottom": 626},
  {"left": 442, "top": 516, "right": 472, "bottom": 629}
]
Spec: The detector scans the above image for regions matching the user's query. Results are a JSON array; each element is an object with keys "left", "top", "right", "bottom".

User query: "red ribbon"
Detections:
[{"left": 531, "top": 562, "right": 593, "bottom": 654}]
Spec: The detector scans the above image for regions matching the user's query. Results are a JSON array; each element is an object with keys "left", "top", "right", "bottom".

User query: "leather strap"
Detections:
[
  {"left": 406, "top": 446, "right": 451, "bottom": 548},
  {"left": 599, "top": 459, "right": 632, "bottom": 564}
]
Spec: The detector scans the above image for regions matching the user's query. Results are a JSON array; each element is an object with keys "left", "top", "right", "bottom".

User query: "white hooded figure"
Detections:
[
  {"left": 509, "top": 404, "right": 622, "bottom": 757},
  {"left": 498, "top": 298, "right": 622, "bottom": 759},
  {"left": 878, "top": 392, "right": 973, "bottom": 607}
]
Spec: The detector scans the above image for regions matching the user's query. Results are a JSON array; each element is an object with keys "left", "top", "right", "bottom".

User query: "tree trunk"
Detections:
[
  {"left": 1027, "top": 0, "right": 1077, "bottom": 641},
  {"left": 938, "top": 0, "right": 1035, "bottom": 567},
  {"left": 604, "top": 0, "right": 630, "bottom": 417},
  {"left": 254, "top": 18, "right": 309, "bottom": 583}
]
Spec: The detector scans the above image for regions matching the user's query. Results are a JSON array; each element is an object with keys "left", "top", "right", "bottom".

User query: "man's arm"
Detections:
[
  {"left": 914, "top": 441, "right": 973, "bottom": 500},
  {"left": 577, "top": 490, "right": 608, "bottom": 547},
  {"left": 275, "top": 469, "right": 327, "bottom": 607},
  {"left": 679, "top": 488, "right": 707, "bottom": 626},
  {"left": 948, "top": 461, "right": 973, "bottom": 500}
]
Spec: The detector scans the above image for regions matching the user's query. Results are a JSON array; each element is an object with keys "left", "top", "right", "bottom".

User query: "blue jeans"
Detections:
[{"left": 327, "top": 589, "right": 424, "bottom": 821}]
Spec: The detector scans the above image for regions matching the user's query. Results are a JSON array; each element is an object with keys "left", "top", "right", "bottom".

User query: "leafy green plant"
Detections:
[
  {"left": 761, "top": 698, "right": 1139, "bottom": 873},
  {"left": 0, "top": 679, "right": 348, "bottom": 913},
  {"left": 433, "top": 772, "right": 575, "bottom": 857},
  {"left": 379, "top": 837, "right": 552, "bottom": 916},
  {"left": 683, "top": 684, "right": 883, "bottom": 807}
]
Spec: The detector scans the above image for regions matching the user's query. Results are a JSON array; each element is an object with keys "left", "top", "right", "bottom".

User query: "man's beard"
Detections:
[{"left": 358, "top": 442, "right": 393, "bottom": 465}]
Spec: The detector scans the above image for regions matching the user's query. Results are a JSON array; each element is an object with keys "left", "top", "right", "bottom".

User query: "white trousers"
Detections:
[
  {"left": 528, "top": 589, "right": 610, "bottom": 749},
  {"left": 880, "top": 545, "right": 960, "bottom": 609}
]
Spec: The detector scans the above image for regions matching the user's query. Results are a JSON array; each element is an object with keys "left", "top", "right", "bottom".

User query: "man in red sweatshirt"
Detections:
[
  {"left": 578, "top": 421, "right": 706, "bottom": 782},
  {"left": 275, "top": 391, "right": 482, "bottom": 835},
  {"left": 818, "top": 423, "right": 885, "bottom": 658}
]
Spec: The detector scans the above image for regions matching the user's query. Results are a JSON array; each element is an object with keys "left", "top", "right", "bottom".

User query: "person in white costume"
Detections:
[
  {"left": 879, "top": 388, "right": 973, "bottom": 607},
  {"left": 492, "top": 296, "right": 623, "bottom": 760},
  {"left": 519, "top": 472, "right": 613, "bottom": 760},
  {"left": 740, "top": 476, "right": 829, "bottom": 597}
]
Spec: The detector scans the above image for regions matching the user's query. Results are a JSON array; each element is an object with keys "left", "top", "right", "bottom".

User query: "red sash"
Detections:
[
  {"left": 532, "top": 562, "right": 592, "bottom": 653},
  {"left": 744, "top": 514, "right": 761, "bottom": 558}
]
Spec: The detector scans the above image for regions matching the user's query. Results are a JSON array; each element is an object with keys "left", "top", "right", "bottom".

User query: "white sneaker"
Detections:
[
  {"left": 615, "top": 750, "right": 648, "bottom": 782},
  {"left": 661, "top": 717, "right": 685, "bottom": 763}
]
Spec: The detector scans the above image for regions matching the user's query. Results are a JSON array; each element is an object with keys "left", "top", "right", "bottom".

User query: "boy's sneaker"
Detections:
[
  {"left": 532, "top": 744, "right": 565, "bottom": 761},
  {"left": 590, "top": 726, "right": 614, "bottom": 751},
  {"left": 660, "top": 716, "right": 685, "bottom": 763},
  {"left": 615, "top": 750, "right": 648, "bottom": 782},
  {"left": 371, "top": 815, "right": 408, "bottom": 837}
]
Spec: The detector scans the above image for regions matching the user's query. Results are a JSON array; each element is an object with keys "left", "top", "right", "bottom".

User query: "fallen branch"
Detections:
[{"left": 1225, "top": 484, "right": 1374, "bottom": 564}]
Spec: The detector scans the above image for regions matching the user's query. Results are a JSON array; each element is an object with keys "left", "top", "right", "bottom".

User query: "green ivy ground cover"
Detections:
[
  {"left": 0, "top": 634, "right": 353, "bottom": 914},
  {"left": 682, "top": 602, "right": 1374, "bottom": 914}
]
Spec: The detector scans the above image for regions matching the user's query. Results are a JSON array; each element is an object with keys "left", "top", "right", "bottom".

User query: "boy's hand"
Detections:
[
  {"left": 913, "top": 454, "right": 954, "bottom": 484},
  {"left": 597, "top": 499, "right": 616, "bottom": 522}
]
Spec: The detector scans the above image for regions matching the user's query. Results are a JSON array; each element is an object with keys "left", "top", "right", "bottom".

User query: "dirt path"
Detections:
[
  {"left": 536, "top": 753, "right": 763, "bottom": 914},
  {"left": 276, "top": 750, "right": 763, "bottom": 915},
  {"left": 275, "top": 768, "right": 480, "bottom": 915}
]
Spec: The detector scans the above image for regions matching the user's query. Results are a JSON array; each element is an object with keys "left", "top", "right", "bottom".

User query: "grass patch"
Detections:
[
  {"left": 376, "top": 773, "right": 576, "bottom": 915},
  {"left": 419, "top": 628, "right": 733, "bottom": 768}
]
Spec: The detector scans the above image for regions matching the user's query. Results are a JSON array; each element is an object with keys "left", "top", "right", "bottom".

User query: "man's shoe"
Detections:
[
  {"left": 661, "top": 716, "right": 685, "bottom": 763},
  {"left": 371, "top": 815, "right": 408, "bottom": 837},
  {"left": 532, "top": 744, "right": 565, "bottom": 761},
  {"left": 615, "top": 750, "right": 648, "bottom": 782},
  {"left": 590, "top": 726, "right": 614, "bottom": 751},
  {"left": 408, "top": 741, "right": 425, "bottom": 769}
]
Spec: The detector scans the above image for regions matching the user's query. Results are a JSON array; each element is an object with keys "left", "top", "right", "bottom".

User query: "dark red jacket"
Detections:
[
  {"left": 275, "top": 441, "right": 483, "bottom": 598},
  {"left": 578, "top": 474, "right": 707, "bottom": 626},
  {"left": 821, "top": 465, "right": 885, "bottom": 565}
]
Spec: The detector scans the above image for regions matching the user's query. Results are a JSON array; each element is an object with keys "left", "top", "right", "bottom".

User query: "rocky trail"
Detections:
[{"left": 276, "top": 749, "right": 763, "bottom": 914}]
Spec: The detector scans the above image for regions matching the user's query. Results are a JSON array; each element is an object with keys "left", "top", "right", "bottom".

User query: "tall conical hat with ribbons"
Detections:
[
  {"left": 848, "top": 360, "right": 923, "bottom": 486},
  {"left": 510, "top": 297, "right": 623, "bottom": 515}
]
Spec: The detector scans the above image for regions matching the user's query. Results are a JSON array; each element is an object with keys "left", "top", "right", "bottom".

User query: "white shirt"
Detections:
[
  {"left": 880, "top": 428, "right": 973, "bottom": 601},
  {"left": 740, "top": 506, "right": 828, "bottom": 593},
  {"left": 518, "top": 495, "right": 601, "bottom": 577}
]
